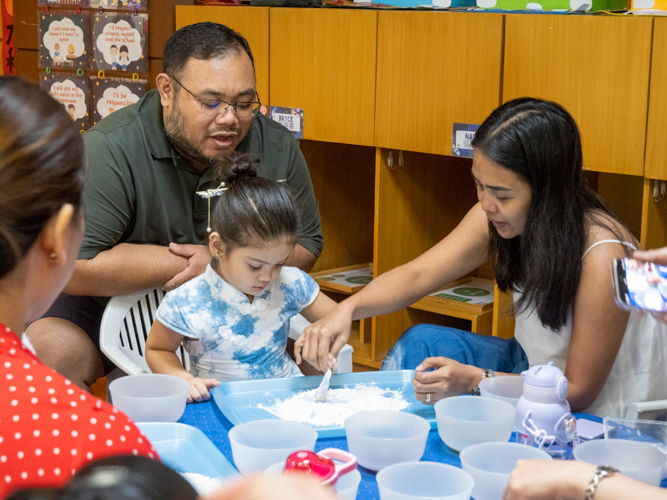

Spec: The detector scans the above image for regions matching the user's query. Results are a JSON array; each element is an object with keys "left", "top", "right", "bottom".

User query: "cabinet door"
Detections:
[
  {"left": 175, "top": 6, "right": 270, "bottom": 105},
  {"left": 373, "top": 150, "right": 482, "bottom": 361},
  {"left": 375, "top": 12, "right": 503, "bottom": 156},
  {"left": 641, "top": 179, "right": 667, "bottom": 251},
  {"left": 646, "top": 19, "right": 667, "bottom": 181},
  {"left": 270, "top": 9, "right": 377, "bottom": 146},
  {"left": 504, "top": 15, "right": 652, "bottom": 176}
]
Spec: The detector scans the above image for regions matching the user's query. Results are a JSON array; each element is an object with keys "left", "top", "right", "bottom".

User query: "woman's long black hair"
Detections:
[{"left": 472, "top": 98, "right": 634, "bottom": 331}]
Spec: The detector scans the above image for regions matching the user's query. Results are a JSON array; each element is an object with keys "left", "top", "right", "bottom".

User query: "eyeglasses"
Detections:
[{"left": 170, "top": 75, "right": 261, "bottom": 119}]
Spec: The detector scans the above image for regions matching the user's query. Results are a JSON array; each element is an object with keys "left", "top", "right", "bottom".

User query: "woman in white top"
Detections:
[
  {"left": 295, "top": 97, "right": 667, "bottom": 418},
  {"left": 502, "top": 246, "right": 667, "bottom": 500}
]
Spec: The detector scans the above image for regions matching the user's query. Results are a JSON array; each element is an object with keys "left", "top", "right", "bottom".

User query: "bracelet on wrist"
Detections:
[
  {"left": 585, "top": 465, "right": 618, "bottom": 500},
  {"left": 471, "top": 368, "right": 495, "bottom": 396}
]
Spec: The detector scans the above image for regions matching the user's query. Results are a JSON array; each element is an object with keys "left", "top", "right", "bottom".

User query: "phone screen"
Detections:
[{"left": 616, "top": 258, "right": 667, "bottom": 312}]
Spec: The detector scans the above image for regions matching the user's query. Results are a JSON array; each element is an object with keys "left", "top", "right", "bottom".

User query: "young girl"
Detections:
[{"left": 145, "top": 152, "right": 336, "bottom": 403}]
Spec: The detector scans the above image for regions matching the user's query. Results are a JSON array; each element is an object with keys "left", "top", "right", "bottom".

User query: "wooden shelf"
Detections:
[
  {"left": 311, "top": 262, "right": 373, "bottom": 295},
  {"left": 346, "top": 316, "right": 382, "bottom": 370},
  {"left": 409, "top": 278, "right": 494, "bottom": 335},
  {"left": 349, "top": 338, "right": 383, "bottom": 370}
]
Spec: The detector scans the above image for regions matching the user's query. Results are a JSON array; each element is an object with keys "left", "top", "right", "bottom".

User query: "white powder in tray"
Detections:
[{"left": 257, "top": 383, "right": 410, "bottom": 427}]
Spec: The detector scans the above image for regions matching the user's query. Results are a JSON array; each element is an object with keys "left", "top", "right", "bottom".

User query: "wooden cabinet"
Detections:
[
  {"left": 375, "top": 12, "right": 504, "bottom": 156},
  {"left": 503, "top": 15, "right": 653, "bottom": 176},
  {"left": 372, "top": 149, "right": 490, "bottom": 362},
  {"left": 175, "top": 6, "right": 270, "bottom": 106},
  {"left": 645, "top": 18, "right": 667, "bottom": 181},
  {"left": 300, "top": 141, "right": 375, "bottom": 274},
  {"left": 269, "top": 9, "right": 377, "bottom": 146},
  {"left": 641, "top": 179, "right": 667, "bottom": 251}
]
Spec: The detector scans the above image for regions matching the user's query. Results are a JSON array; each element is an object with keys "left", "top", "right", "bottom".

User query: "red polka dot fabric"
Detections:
[{"left": 0, "top": 323, "right": 158, "bottom": 498}]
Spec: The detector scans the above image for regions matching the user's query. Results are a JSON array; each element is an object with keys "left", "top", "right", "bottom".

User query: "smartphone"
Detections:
[{"left": 612, "top": 258, "right": 667, "bottom": 313}]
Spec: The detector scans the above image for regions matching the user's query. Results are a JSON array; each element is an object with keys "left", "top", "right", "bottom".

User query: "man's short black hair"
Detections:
[{"left": 162, "top": 22, "right": 255, "bottom": 78}]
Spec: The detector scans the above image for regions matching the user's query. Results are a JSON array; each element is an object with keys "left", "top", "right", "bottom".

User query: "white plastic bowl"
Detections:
[
  {"left": 435, "top": 396, "right": 515, "bottom": 452},
  {"left": 376, "top": 462, "right": 474, "bottom": 500},
  {"left": 265, "top": 460, "right": 361, "bottom": 500},
  {"left": 108, "top": 374, "right": 189, "bottom": 423},
  {"left": 573, "top": 439, "right": 666, "bottom": 486},
  {"left": 228, "top": 420, "right": 318, "bottom": 475},
  {"left": 344, "top": 411, "right": 430, "bottom": 471},
  {"left": 460, "top": 442, "right": 552, "bottom": 500},
  {"left": 479, "top": 377, "right": 523, "bottom": 407}
]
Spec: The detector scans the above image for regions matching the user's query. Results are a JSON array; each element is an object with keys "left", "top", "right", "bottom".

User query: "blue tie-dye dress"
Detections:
[{"left": 155, "top": 264, "right": 319, "bottom": 382}]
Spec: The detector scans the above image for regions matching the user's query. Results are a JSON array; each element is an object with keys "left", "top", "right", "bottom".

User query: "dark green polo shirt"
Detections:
[{"left": 80, "top": 89, "right": 323, "bottom": 261}]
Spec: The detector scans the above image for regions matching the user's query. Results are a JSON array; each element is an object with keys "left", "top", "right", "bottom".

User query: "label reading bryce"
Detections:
[
  {"left": 270, "top": 106, "right": 304, "bottom": 139},
  {"left": 452, "top": 123, "right": 480, "bottom": 158}
]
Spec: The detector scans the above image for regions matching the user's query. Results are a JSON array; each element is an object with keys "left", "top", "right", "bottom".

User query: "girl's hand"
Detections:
[
  {"left": 294, "top": 304, "right": 353, "bottom": 372},
  {"left": 412, "top": 357, "right": 483, "bottom": 404},
  {"left": 502, "top": 459, "right": 594, "bottom": 500},
  {"left": 187, "top": 377, "right": 221, "bottom": 404}
]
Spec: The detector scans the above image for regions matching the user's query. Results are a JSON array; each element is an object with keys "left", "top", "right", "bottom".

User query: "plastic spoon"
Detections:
[{"left": 314, "top": 368, "right": 332, "bottom": 402}]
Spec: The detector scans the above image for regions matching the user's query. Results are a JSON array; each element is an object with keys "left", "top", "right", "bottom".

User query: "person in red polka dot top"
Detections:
[{"left": 0, "top": 77, "right": 157, "bottom": 498}]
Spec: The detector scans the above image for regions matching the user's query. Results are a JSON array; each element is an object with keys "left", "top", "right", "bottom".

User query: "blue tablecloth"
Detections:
[{"left": 178, "top": 400, "right": 605, "bottom": 499}]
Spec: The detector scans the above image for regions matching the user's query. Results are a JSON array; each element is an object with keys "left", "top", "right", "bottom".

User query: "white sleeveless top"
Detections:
[{"left": 513, "top": 240, "right": 667, "bottom": 418}]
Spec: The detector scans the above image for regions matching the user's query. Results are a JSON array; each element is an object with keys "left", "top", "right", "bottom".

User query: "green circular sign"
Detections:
[
  {"left": 346, "top": 276, "right": 373, "bottom": 285},
  {"left": 452, "top": 287, "right": 491, "bottom": 297},
  {"left": 319, "top": 277, "right": 335, "bottom": 282},
  {"left": 331, "top": 274, "right": 346, "bottom": 278}
]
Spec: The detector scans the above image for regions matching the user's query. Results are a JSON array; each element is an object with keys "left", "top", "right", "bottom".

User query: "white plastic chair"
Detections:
[{"left": 100, "top": 287, "right": 353, "bottom": 380}]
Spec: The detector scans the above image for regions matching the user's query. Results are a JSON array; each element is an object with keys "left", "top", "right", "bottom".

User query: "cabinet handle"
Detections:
[
  {"left": 399, "top": 151, "right": 405, "bottom": 169},
  {"left": 388, "top": 150, "right": 394, "bottom": 170}
]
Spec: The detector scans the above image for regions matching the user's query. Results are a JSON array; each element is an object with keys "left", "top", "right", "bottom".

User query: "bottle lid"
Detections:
[
  {"left": 284, "top": 450, "right": 336, "bottom": 483},
  {"left": 521, "top": 362, "right": 565, "bottom": 388}
]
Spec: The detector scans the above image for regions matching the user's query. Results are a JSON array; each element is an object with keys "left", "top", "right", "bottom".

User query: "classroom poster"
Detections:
[
  {"left": 38, "top": 12, "right": 90, "bottom": 69},
  {"left": 93, "top": 13, "right": 148, "bottom": 73},
  {"left": 91, "top": 77, "right": 145, "bottom": 124},
  {"left": 41, "top": 72, "right": 91, "bottom": 133},
  {"left": 89, "top": 0, "right": 148, "bottom": 10},
  {"left": 2, "top": 0, "right": 13, "bottom": 75}
]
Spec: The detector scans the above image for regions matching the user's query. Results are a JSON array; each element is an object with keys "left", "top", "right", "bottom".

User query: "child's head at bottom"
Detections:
[{"left": 208, "top": 152, "right": 300, "bottom": 296}]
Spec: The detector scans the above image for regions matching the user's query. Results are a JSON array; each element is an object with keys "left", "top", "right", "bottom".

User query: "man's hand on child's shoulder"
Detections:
[{"left": 187, "top": 377, "right": 221, "bottom": 403}]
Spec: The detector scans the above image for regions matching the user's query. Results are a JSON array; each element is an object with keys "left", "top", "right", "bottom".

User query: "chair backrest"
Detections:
[{"left": 100, "top": 288, "right": 190, "bottom": 375}]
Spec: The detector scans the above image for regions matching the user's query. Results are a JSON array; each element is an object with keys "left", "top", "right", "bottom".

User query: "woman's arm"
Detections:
[
  {"left": 295, "top": 203, "right": 491, "bottom": 371},
  {"left": 502, "top": 460, "right": 667, "bottom": 500},
  {"left": 145, "top": 320, "right": 220, "bottom": 403},
  {"left": 565, "top": 238, "right": 631, "bottom": 411}
]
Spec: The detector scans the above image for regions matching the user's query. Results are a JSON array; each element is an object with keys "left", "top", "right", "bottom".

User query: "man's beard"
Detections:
[{"left": 164, "top": 99, "right": 218, "bottom": 167}]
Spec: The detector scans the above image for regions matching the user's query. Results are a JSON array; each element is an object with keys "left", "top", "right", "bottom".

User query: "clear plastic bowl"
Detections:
[
  {"left": 376, "top": 461, "right": 474, "bottom": 500},
  {"left": 604, "top": 417, "right": 667, "bottom": 479},
  {"left": 435, "top": 396, "right": 515, "bottom": 452},
  {"left": 460, "top": 442, "right": 552, "bottom": 500},
  {"left": 479, "top": 377, "right": 524, "bottom": 407},
  {"left": 344, "top": 411, "right": 430, "bottom": 471},
  {"left": 108, "top": 374, "right": 189, "bottom": 423},
  {"left": 228, "top": 420, "right": 318, "bottom": 475},
  {"left": 573, "top": 438, "right": 666, "bottom": 486},
  {"left": 265, "top": 460, "right": 361, "bottom": 500}
]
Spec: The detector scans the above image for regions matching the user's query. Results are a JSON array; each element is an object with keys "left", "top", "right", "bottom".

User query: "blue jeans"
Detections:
[{"left": 382, "top": 324, "right": 528, "bottom": 373}]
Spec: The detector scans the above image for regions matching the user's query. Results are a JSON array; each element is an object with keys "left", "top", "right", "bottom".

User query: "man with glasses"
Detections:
[{"left": 26, "top": 22, "right": 324, "bottom": 390}]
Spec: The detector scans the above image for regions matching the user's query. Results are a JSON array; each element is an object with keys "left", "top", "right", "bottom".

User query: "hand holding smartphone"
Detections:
[{"left": 612, "top": 258, "right": 667, "bottom": 313}]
